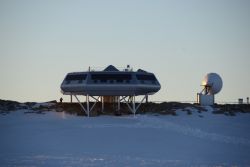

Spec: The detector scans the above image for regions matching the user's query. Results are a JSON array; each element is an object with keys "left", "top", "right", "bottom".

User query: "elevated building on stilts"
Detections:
[{"left": 60, "top": 65, "right": 161, "bottom": 116}]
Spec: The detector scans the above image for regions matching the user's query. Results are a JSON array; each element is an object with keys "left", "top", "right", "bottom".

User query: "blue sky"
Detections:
[{"left": 0, "top": 0, "right": 249, "bottom": 103}]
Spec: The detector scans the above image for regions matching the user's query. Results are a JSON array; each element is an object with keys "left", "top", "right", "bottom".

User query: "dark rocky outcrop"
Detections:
[{"left": 1, "top": 99, "right": 250, "bottom": 116}]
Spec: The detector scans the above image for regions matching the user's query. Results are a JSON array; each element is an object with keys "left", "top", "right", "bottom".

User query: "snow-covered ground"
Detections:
[{"left": 1, "top": 109, "right": 250, "bottom": 167}]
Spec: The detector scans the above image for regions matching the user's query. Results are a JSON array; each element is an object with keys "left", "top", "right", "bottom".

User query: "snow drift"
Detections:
[{"left": 1, "top": 108, "right": 250, "bottom": 167}]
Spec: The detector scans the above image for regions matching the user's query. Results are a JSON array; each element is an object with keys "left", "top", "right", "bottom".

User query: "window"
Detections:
[
  {"left": 65, "top": 74, "right": 86, "bottom": 84},
  {"left": 116, "top": 80, "right": 123, "bottom": 83},
  {"left": 91, "top": 74, "right": 132, "bottom": 80},
  {"left": 136, "top": 74, "right": 156, "bottom": 81},
  {"left": 136, "top": 74, "right": 157, "bottom": 84},
  {"left": 100, "top": 79, "right": 107, "bottom": 83},
  {"left": 65, "top": 74, "right": 87, "bottom": 81}
]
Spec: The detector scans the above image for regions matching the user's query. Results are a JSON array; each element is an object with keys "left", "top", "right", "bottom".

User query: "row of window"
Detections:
[
  {"left": 65, "top": 74, "right": 87, "bottom": 81},
  {"left": 92, "top": 80, "right": 156, "bottom": 84},
  {"left": 92, "top": 74, "right": 157, "bottom": 81},
  {"left": 136, "top": 74, "right": 156, "bottom": 81},
  {"left": 66, "top": 80, "right": 83, "bottom": 84},
  {"left": 91, "top": 74, "right": 132, "bottom": 80},
  {"left": 93, "top": 80, "right": 130, "bottom": 84},
  {"left": 66, "top": 80, "right": 156, "bottom": 85},
  {"left": 65, "top": 74, "right": 157, "bottom": 85}
]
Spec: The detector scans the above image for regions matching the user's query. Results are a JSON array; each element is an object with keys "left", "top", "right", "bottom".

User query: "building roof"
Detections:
[{"left": 103, "top": 65, "right": 119, "bottom": 72}]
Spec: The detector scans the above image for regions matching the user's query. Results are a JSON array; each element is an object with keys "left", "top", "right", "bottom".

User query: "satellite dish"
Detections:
[{"left": 201, "top": 73, "right": 223, "bottom": 95}]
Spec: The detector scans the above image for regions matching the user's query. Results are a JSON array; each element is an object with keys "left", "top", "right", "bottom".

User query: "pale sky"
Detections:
[{"left": 0, "top": 0, "right": 249, "bottom": 103}]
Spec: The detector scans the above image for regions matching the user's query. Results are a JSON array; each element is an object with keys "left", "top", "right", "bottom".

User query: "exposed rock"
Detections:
[{"left": 1, "top": 99, "right": 250, "bottom": 116}]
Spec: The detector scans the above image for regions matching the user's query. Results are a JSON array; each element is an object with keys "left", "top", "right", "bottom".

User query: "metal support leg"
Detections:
[
  {"left": 119, "top": 95, "right": 148, "bottom": 117},
  {"left": 136, "top": 95, "right": 147, "bottom": 111},
  {"left": 70, "top": 94, "right": 72, "bottom": 103},
  {"left": 89, "top": 96, "right": 100, "bottom": 112},
  {"left": 74, "top": 95, "right": 87, "bottom": 115},
  {"left": 124, "top": 97, "right": 133, "bottom": 113},
  {"left": 74, "top": 95, "right": 102, "bottom": 117},
  {"left": 101, "top": 96, "right": 104, "bottom": 113},
  {"left": 86, "top": 94, "right": 89, "bottom": 117},
  {"left": 118, "top": 96, "right": 120, "bottom": 111},
  {"left": 132, "top": 96, "right": 136, "bottom": 117}
]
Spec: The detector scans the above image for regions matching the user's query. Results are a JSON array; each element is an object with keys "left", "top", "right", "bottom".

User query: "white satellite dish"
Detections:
[
  {"left": 197, "top": 73, "right": 223, "bottom": 106},
  {"left": 201, "top": 73, "right": 223, "bottom": 95}
]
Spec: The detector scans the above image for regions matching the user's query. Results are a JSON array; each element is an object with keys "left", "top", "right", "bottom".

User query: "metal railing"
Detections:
[{"left": 88, "top": 66, "right": 133, "bottom": 72}]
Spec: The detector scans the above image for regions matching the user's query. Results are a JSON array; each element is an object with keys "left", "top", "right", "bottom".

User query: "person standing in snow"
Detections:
[{"left": 60, "top": 97, "right": 63, "bottom": 103}]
